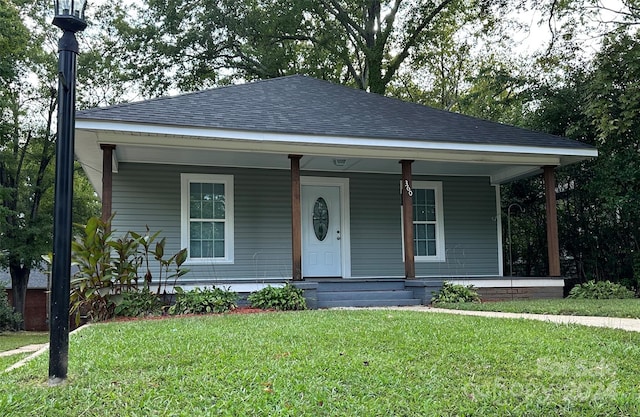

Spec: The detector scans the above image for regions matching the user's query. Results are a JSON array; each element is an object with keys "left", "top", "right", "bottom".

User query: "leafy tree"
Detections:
[
  {"left": 0, "top": 0, "right": 100, "bottom": 327},
  {"left": 76, "top": 3, "right": 141, "bottom": 108},
  {"left": 0, "top": 0, "right": 50, "bottom": 328},
  {"left": 582, "top": 30, "right": 640, "bottom": 287},
  {"left": 109, "top": 0, "right": 528, "bottom": 96},
  {"left": 501, "top": 30, "right": 640, "bottom": 289}
]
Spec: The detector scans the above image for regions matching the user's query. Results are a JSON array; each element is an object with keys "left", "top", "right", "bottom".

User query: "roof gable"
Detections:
[{"left": 77, "top": 74, "right": 592, "bottom": 150}]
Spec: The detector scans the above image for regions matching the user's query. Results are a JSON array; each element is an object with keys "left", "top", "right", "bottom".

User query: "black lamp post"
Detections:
[{"left": 49, "top": 0, "right": 87, "bottom": 385}]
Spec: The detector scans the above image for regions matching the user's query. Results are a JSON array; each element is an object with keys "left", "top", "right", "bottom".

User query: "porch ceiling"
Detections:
[{"left": 75, "top": 123, "right": 592, "bottom": 197}]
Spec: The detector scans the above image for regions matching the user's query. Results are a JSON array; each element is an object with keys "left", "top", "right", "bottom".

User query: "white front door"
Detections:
[{"left": 302, "top": 185, "right": 342, "bottom": 277}]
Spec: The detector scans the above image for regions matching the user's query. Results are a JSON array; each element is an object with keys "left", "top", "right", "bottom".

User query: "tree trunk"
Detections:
[{"left": 9, "top": 261, "right": 30, "bottom": 330}]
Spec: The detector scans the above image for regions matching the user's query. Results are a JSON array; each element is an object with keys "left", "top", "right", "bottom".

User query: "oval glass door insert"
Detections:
[{"left": 312, "top": 197, "right": 329, "bottom": 241}]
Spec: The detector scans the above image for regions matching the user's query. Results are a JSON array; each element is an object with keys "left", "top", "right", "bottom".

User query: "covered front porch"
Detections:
[
  {"left": 86, "top": 141, "right": 566, "bottom": 284},
  {"left": 74, "top": 75, "right": 598, "bottom": 307}
]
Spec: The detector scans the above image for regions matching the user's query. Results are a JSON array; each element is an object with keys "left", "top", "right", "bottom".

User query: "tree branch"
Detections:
[
  {"left": 378, "top": 0, "right": 403, "bottom": 48},
  {"left": 383, "top": 0, "right": 455, "bottom": 86},
  {"left": 318, "top": 0, "right": 371, "bottom": 59}
]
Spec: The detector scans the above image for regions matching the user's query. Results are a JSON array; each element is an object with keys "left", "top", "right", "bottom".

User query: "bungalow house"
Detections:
[{"left": 74, "top": 75, "right": 597, "bottom": 307}]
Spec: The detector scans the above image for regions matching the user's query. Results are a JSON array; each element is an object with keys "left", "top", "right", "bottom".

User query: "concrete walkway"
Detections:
[
  {"left": 383, "top": 306, "right": 640, "bottom": 332},
  {"left": 0, "top": 343, "right": 48, "bottom": 358}
]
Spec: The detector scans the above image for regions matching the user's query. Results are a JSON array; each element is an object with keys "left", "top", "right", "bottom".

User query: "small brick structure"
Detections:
[
  {"left": 446, "top": 277, "right": 565, "bottom": 303},
  {"left": 5, "top": 289, "right": 49, "bottom": 331},
  {"left": 476, "top": 286, "right": 563, "bottom": 302}
]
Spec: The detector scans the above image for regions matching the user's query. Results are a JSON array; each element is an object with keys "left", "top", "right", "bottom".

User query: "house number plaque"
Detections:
[{"left": 404, "top": 180, "right": 413, "bottom": 196}]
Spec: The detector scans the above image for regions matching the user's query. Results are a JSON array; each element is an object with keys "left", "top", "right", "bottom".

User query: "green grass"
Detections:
[
  {"left": 1, "top": 310, "right": 640, "bottom": 416},
  {"left": 0, "top": 352, "right": 29, "bottom": 372},
  {"left": 0, "top": 332, "right": 48, "bottom": 353},
  {"left": 436, "top": 298, "right": 640, "bottom": 318}
]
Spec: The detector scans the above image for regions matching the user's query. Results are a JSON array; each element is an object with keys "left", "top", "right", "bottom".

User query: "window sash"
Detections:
[
  {"left": 402, "top": 180, "right": 445, "bottom": 262},
  {"left": 181, "top": 174, "right": 234, "bottom": 264}
]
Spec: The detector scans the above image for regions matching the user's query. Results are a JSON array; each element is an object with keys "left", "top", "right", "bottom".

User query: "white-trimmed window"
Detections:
[
  {"left": 403, "top": 181, "right": 446, "bottom": 262},
  {"left": 181, "top": 174, "right": 234, "bottom": 264}
]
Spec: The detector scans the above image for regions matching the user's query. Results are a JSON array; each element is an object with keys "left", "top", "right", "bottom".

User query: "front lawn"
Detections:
[
  {"left": 1, "top": 310, "right": 639, "bottom": 416},
  {"left": 0, "top": 332, "right": 48, "bottom": 353},
  {"left": 0, "top": 352, "right": 29, "bottom": 372},
  {"left": 436, "top": 298, "right": 640, "bottom": 318}
]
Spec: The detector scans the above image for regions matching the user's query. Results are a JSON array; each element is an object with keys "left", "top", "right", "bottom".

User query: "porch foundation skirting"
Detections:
[{"left": 295, "top": 277, "right": 565, "bottom": 308}]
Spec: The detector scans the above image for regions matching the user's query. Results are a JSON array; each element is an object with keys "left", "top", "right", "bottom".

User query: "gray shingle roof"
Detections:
[
  {"left": 0, "top": 269, "right": 48, "bottom": 289},
  {"left": 78, "top": 75, "right": 592, "bottom": 150}
]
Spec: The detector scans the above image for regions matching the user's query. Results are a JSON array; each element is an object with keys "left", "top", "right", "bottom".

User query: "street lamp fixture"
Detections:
[
  {"left": 53, "top": 0, "right": 88, "bottom": 32},
  {"left": 49, "top": 0, "right": 87, "bottom": 385}
]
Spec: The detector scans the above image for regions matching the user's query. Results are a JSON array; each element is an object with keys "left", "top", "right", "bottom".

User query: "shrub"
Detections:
[
  {"left": 568, "top": 280, "right": 636, "bottom": 299},
  {"left": 432, "top": 282, "right": 481, "bottom": 304},
  {"left": 114, "top": 290, "right": 165, "bottom": 317},
  {"left": 64, "top": 215, "right": 190, "bottom": 325},
  {"left": 248, "top": 284, "right": 306, "bottom": 311},
  {"left": 168, "top": 287, "right": 238, "bottom": 315},
  {"left": 0, "top": 283, "right": 21, "bottom": 332},
  {"left": 69, "top": 216, "right": 115, "bottom": 324}
]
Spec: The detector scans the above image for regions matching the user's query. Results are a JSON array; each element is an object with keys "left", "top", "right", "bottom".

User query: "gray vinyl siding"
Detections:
[
  {"left": 112, "top": 164, "right": 292, "bottom": 282},
  {"left": 111, "top": 163, "right": 499, "bottom": 282},
  {"left": 349, "top": 174, "right": 499, "bottom": 277}
]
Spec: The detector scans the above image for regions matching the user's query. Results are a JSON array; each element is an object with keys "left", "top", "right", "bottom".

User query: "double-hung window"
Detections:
[
  {"left": 404, "top": 181, "right": 445, "bottom": 262},
  {"left": 181, "top": 174, "right": 234, "bottom": 264}
]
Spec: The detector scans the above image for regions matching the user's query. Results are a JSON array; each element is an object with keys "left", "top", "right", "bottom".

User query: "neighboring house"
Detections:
[
  {"left": 1, "top": 269, "right": 49, "bottom": 330},
  {"left": 74, "top": 75, "right": 597, "bottom": 307}
]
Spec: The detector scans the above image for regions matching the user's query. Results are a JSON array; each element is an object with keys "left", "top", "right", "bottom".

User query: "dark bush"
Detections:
[
  {"left": 568, "top": 280, "right": 636, "bottom": 299},
  {"left": 248, "top": 284, "right": 306, "bottom": 311},
  {"left": 0, "top": 283, "right": 21, "bottom": 332},
  {"left": 432, "top": 282, "right": 481, "bottom": 304},
  {"left": 114, "top": 290, "right": 165, "bottom": 317},
  {"left": 168, "top": 286, "right": 238, "bottom": 315}
]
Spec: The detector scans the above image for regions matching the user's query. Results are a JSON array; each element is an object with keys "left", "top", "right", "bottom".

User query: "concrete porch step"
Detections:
[
  {"left": 315, "top": 279, "right": 405, "bottom": 292},
  {"left": 318, "top": 298, "right": 422, "bottom": 308},
  {"left": 318, "top": 290, "right": 416, "bottom": 301}
]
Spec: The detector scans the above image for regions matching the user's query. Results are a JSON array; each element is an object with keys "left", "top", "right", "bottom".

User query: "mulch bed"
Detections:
[{"left": 108, "top": 306, "right": 277, "bottom": 323}]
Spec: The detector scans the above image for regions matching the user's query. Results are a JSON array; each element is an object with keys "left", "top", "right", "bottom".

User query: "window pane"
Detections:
[
  {"left": 190, "top": 240, "right": 201, "bottom": 258},
  {"left": 190, "top": 183, "right": 201, "bottom": 201},
  {"left": 214, "top": 222, "right": 225, "bottom": 239},
  {"left": 427, "top": 241, "right": 436, "bottom": 256},
  {"left": 202, "top": 240, "right": 214, "bottom": 258},
  {"left": 214, "top": 240, "right": 225, "bottom": 257},
  {"left": 415, "top": 239, "right": 426, "bottom": 256},
  {"left": 416, "top": 189, "right": 426, "bottom": 205},
  {"left": 426, "top": 189, "right": 435, "bottom": 205},
  {"left": 214, "top": 183, "right": 225, "bottom": 197},
  {"left": 190, "top": 201, "right": 201, "bottom": 219},
  {"left": 190, "top": 222, "right": 201, "bottom": 239},
  {"left": 414, "top": 224, "right": 425, "bottom": 256},
  {"left": 201, "top": 222, "right": 214, "bottom": 240},
  {"left": 427, "top": 224, "right": 436, "bottom": 239},
  {"left": 214, "top": 202, "right": 225, "bottom": 219},
  {"left": 202, "top": 200, "right": 214, "bottom": 219},
  {"left": 427, "top": 206, "right": 436, "bottom": 221},
  {"left": 202, "top": 183, "right": 214, "bottom": 201}
]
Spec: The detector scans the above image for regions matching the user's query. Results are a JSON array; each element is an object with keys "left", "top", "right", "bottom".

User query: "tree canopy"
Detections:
[
  {"left": 106, "top": 0, "right": 530, "bottom": 96},
  {"left": 0, "top": 0, "right": 99, "bottom": 326}
]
